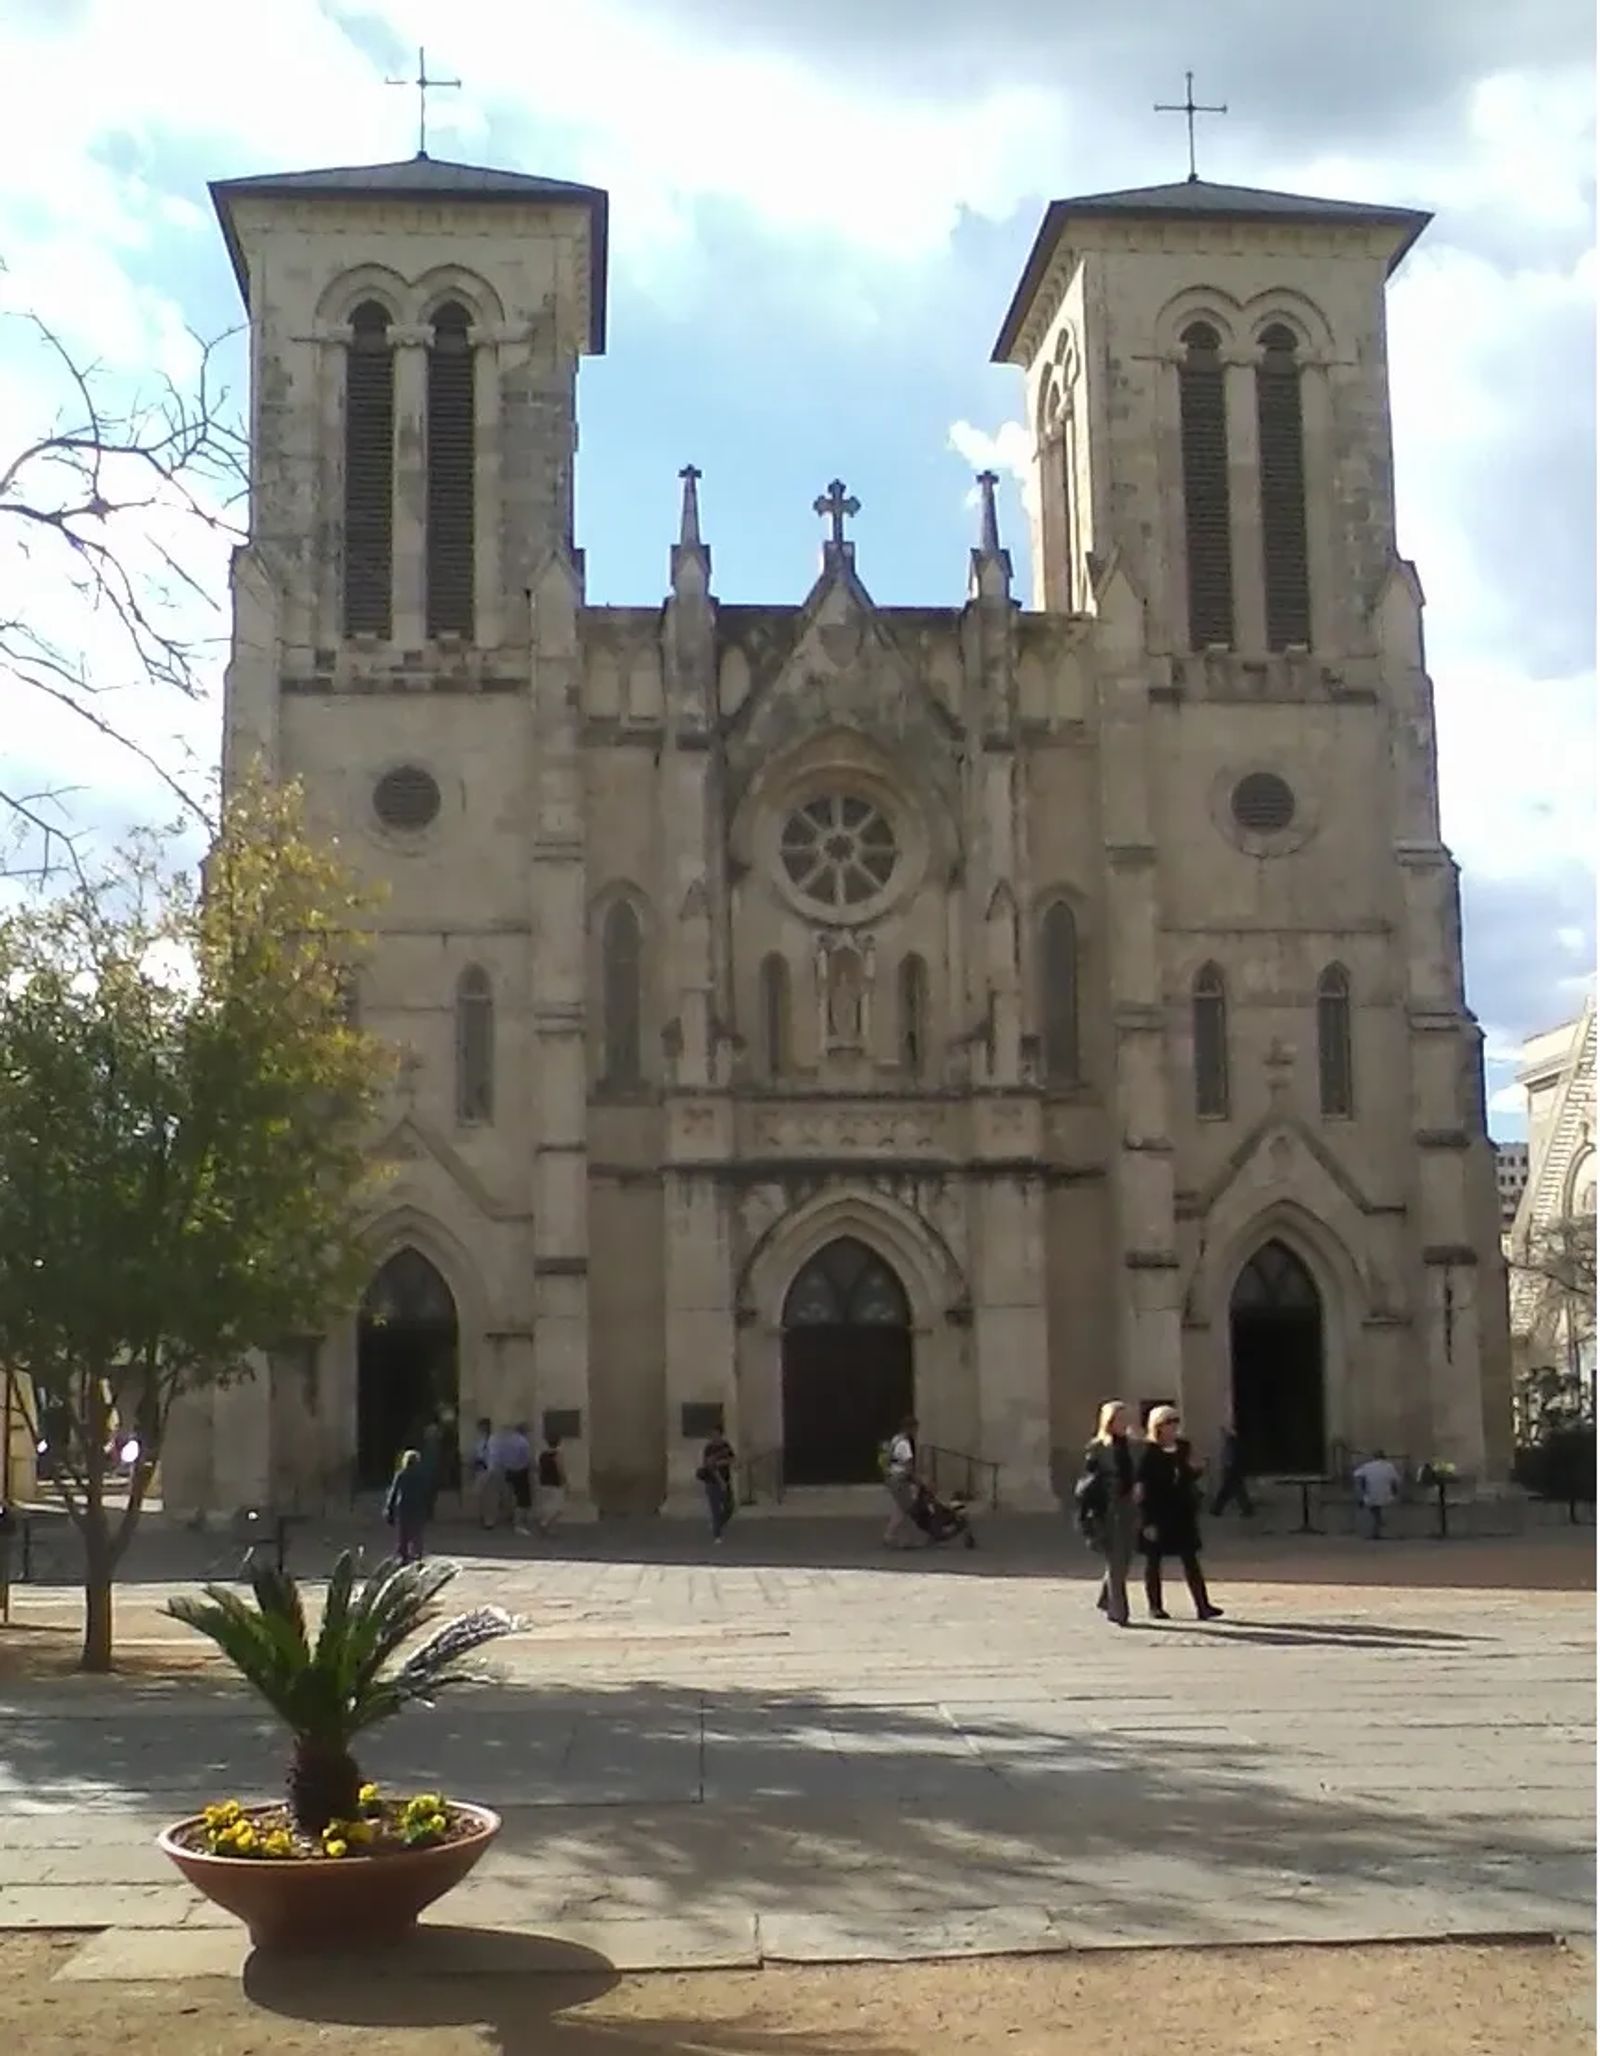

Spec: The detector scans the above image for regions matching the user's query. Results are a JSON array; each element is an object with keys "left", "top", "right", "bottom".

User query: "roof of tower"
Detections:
[
  {"left": 211, "top": 155, "right": 610, "bottom": 348},
  {"left": 992, "top": 177, "right": 1432, "bottom": 362}
]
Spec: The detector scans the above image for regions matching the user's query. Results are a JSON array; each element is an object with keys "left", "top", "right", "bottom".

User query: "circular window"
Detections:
[
  {"left": 1231, "top": 772, "right": 1296, "bottom": 835},
  {"left": 373, "top": 765, "right": 441, "bottom": 832},
  {"left": 780, "top": 794, "right": 898, "bottom": 909}
]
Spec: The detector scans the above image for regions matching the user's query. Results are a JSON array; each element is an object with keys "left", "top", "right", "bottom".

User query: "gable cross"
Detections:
[
  {"left": 1154, "top": 70, "right": 1227, "bottom": 183},
  {"left": 813, "top": 478, "right": 860, "bottom": 548},
  {"left": 387, "top": 45, "right": 461, "bottom": 159}
]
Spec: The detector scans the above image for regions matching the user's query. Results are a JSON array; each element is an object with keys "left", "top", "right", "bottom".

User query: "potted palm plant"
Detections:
[{"left": 157, "top": 1551, "right": 518, "bottom": 1950}]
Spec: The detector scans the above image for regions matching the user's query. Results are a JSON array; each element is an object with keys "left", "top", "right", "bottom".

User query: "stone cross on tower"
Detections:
[
  {"left": 813, "top": 479, "right": 860, "bottom": 549},
  {"left": 678, "top": 463, "right": 703, "bottom": 547},
  {"left": 1154, "top": 70, "right": 1227, "bottom": 183},
  {"left": 387, "top": 45, "right": 461, "bottom": 159},
  {"left": 976, "top": 470, "right": 1002, "bottom": 554}
]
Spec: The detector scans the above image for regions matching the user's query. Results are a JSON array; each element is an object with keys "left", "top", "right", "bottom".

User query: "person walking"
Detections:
[
  {"left": 1080, "top": 1400, "right": 1140, "bottom": 1626},
  {"left": 535, "top": 1431, "right": 567, "bottom": 1536},
  {"left": 882, "top": 1414, "right": 921, "bottom": 1549},
  {"left": 1138, "top": 1406, "right": 1223, "bottom": 1621},
  {"left": 1209, "top": 1420, "right": 1254, "bottom": 1519},
  {"left": 418, "top": 1420, "right": 445, "bottom": 1521},
  {"left": 489, "top": 1420, "right": 534, "bottom": 1536},
  {"left": 384, "top": 1448, "right": 430, "bottom": 1564},
  {"left": 470, "top": 1416, "right": 501, "bottom": 1528},
  {"left": 1353, "top": 1448, "right": 1402, "bottom": 1539},
  {"left": 698, "top": 1431, "right": 737, "bottom": 1542}
]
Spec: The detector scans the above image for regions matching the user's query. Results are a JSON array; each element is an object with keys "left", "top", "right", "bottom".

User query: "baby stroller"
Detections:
[{"left": 910, "top": 1482, "right": 977, "bottom": 1549}]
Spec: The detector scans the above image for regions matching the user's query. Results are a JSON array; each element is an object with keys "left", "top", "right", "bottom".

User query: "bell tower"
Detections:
[
  {"left": 992, "top": 178, "right": 1428, "bottom": 659},
  {"left": 211, "top": 152, "right": 608, "bottom": 721}
]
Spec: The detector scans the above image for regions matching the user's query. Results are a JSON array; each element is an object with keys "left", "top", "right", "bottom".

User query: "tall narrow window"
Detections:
[
  {"left": 1193, "top": 962, "right": 1230, "bottom": 1119},
  {"left": 1317, "top": 963, "right": 1354, "bottom": 1118},
  {"left": 1257, "top": 323, "right": 1311, "bottom": 649},
  {"left": 1178, "top": 321, "right": 1234, "bottom": 649},
  {"left": 760, "top": 953, "right": 790, "bottom": 1079},
  {"left": 601, "top": 900, "right": 643, "bottom": 1087},
  {"left": 898, "top": 954, "right": 928, "bottom": 1079},
  {"left": 455, "top": 965, "right": 494, "bottom": 1124},
  {"left": 343, "top": 301, "right": 394, "bottom": 637},
  {"left": 426, "top": 300, "right": 475, "bottom": 638},
  {"left": 1040, "top": 901, "right": 1079, "bottom": 1084}
]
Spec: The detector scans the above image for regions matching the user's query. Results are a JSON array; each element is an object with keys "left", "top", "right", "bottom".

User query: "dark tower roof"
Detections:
[
  {"left": 211, "top": 155, "right": 610, "bottom": 349},
  {"left": 993, "top": 177, "right": 1431, "bottom": 362}
]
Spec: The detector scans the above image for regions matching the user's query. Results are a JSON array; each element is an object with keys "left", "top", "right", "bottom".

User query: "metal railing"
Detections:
[{"left": 922, "top": 1444, "right": 1001, "bottom": 1513}]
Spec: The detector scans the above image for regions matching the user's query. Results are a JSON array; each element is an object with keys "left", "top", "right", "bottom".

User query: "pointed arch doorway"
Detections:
[
  {"left": 782, "top": 1237, "right": 913, "bottom": 1486},
  {"left": 356, "top": 1248, "right": 460, "bottom": 1490},
  {"left": 1229, "top": 1239, "right": 1326, "bottom": 1475}
]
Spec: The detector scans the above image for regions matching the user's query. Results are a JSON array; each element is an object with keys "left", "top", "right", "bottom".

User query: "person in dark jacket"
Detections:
[
  {"left": 698, "top": 1433, "right": 736, "bottom": 1542},
  {"left": 1081, "top": 1400, "right": 1140, "bottom": 1626},
  {"left": 384, "top": 1447, "right": 430, "bottom": 1564},
  {"left": 1137, "top": 1407, "right": 1223, "bottom": 1621},
  {"left": 1209, "top": 1420, "right": 1254, "bottom": 1518}
]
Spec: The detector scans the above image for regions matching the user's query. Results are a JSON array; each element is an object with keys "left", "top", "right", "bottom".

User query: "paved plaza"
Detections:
[{"left": 0, "top": 1519, "right": 1592, "bottom": 1974}]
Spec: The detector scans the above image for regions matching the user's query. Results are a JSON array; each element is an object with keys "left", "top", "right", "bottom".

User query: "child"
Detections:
[{"left": 385, "top": 1447, "right": 430, "bottom": 1564}]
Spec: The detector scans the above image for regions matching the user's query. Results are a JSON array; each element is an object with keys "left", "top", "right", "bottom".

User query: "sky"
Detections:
[{"left": 0, "top": 0, "right": 1593, "bottom": 1135}]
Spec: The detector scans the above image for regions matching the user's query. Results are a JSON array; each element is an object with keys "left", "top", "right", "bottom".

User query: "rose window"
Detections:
[{"left": 780, "top": 794, "right": 898, "bottom": 908}]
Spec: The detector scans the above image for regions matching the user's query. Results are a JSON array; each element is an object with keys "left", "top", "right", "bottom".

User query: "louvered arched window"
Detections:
[
  {"left": 1316, "top": 963, "right": 1354, "bottom": 1118},
  {"left": 1040, "top": 900, "right": 1080, "bottom": 1084},
  {"left": 1193, "top": 962, "right": 1230, "bottom": 1119},
  {"left": 343, "top": 301, "right": 394, "bottom": 637},
  {"left": 601, "top": 900, "right": 643, "bottom": 1087},
  {"left": 1178, "top": 321, "right": 1234, "bottom": 650},
  {"left": 455, "top": 966, "right": 494, "bottom": 1124},
  {"left": 898, "top": 954, "right": 929, "bottom": 1079},
  {"left": 759, "top": 953, "right": 790, "bottom": 1080},
  {"left": 426, "top": 301, "right": 475, "bottom": 638},
  {"left": 1257, "top": 323, "right": 1311, "bottom": 650}
]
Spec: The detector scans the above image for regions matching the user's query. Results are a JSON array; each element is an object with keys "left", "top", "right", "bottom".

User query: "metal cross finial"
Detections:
[
  {"left": 678, "top": 463, "right": 703, "bottom": 547},
  {"left": 813, "top": 479, "right": 860, "bottom": 548},
  {"left": 387, "top": 45, "right": 461, "bottom": 159},
  {"left": 1154, "top": 70, "right": 1227, "bottom": 183},
  {"left": 976, "top": 469, "right": 1001, "bottom": 555}
]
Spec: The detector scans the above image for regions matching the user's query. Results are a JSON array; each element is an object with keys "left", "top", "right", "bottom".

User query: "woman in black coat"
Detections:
[{"left": 1137, "top": 1407, "right": 1223, "bottom": 1621}]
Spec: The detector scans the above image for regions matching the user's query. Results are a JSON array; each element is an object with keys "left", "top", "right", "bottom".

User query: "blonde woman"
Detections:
[
  {"left": 1137, "top": 1406, "right": 1223, "bottom": 1621},
  {"left": 1076, "top": 1400, "right": 1139, "bottom": 1626}
]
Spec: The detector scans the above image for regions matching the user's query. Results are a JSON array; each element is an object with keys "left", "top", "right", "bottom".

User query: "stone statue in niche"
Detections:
[{"left": 827, "top": 946, "right": 864, "bottom": 1044}]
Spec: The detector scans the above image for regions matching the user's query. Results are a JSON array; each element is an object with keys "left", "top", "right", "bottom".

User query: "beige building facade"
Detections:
[
  {"left": 1506, "top": 997, "right": 1596, "bottom": 1406},
  {"left": 164, "top": 153, "right": 1511, "bottom": 1519}
]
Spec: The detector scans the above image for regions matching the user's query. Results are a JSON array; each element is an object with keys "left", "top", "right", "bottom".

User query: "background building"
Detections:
[{"left": 1506, "top": 997, "right": 1596, "bottom": 1421}]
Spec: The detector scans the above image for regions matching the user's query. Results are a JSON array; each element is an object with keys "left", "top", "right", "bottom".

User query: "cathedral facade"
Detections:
[{"left": 164, "top": 151, "right": 1511, "bottom": 1519}]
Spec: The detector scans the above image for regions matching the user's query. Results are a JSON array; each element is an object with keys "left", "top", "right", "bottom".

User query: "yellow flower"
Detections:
[
  {"left": 345, "top": 1821, "right": 372, "bottom": 1844},
  {"left": 324, "top": 1838, "right": 348, "bottom": 1859},
  {"left": 262, "top": 1830, "right": 293, "bottom": 1858},
  {"left": 426, "top": 1815, "right": 446, "bottom": 1836},
  {"left": 203, "top": 1800, "right": 242, "bottom": 1829},
  {"left": 358, "top": 1783, "right": 380, "bottom": 1805},
  {"left": 409, "top": 1792, "right": 443, "bottom": 1815},
  {"left": 227, "top": 1823, "right": 257, "bottom": 1854}
]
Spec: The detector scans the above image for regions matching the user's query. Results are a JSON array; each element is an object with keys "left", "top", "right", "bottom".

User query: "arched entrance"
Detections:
[
  {"left": 1229, "top": 1239, "right": 1326, "bottom": 1474},
  {"left": 356, "top": 1248, "right": 460, "bottom": 1490},
  {"left": 781, "top": 1237, "right": 913, "bottom": 1486}
]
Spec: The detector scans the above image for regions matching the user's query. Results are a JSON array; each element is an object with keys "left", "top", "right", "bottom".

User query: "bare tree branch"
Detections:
[{"left": 1, "top": 293, "right": 248, "bottom": 879}]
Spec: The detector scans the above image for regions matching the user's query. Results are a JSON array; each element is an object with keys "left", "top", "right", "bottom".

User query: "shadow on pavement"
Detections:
[{"left": 242, "top": 1927, "right": 889, "bottom": 2054}]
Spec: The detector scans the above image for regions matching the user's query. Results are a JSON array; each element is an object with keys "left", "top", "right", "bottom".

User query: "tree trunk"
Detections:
[{"left": 80, "top": 1512, "right": 114, "bottom": 1673}]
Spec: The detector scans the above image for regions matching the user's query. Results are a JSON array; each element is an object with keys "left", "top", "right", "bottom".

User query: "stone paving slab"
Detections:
[{"left": 57, "top": 1912, "right": 764, "bottom": 1981}]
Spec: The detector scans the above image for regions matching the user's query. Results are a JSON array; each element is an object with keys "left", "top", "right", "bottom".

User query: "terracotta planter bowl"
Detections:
[{"left": 158, "top": 1803, "right": 501, "bottom": 1952}]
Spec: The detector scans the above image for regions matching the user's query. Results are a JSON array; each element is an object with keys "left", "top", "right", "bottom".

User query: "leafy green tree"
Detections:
[{"left": 0, "top": 776, "right": 392, "bottom": 1669}]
